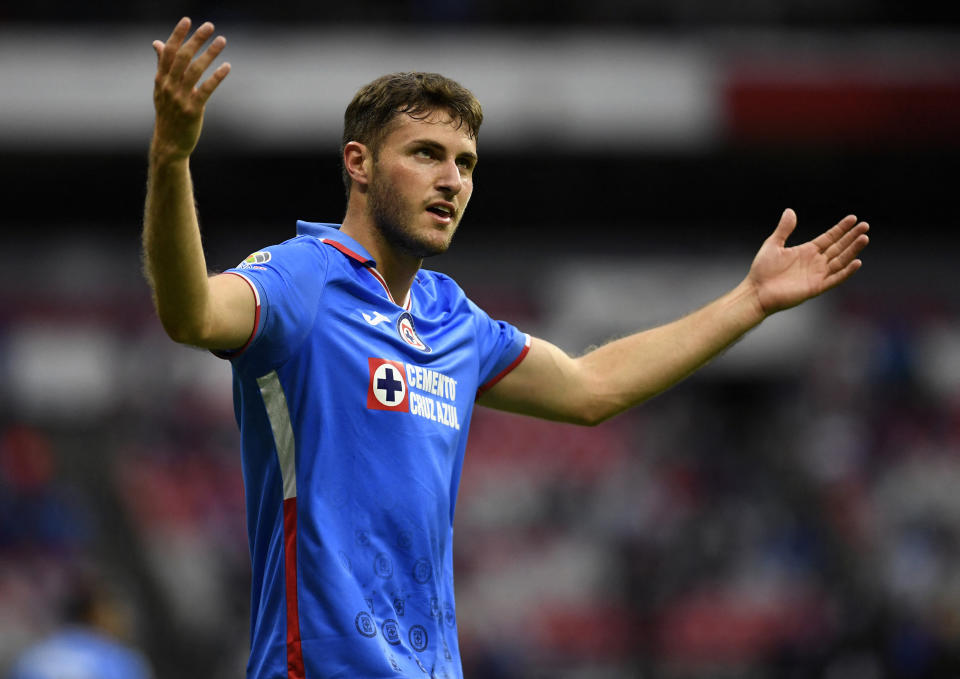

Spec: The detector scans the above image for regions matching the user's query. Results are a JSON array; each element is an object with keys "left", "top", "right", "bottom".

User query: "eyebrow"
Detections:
[{"left": 410, "top": 139, "right": 478, "bottom": 163}]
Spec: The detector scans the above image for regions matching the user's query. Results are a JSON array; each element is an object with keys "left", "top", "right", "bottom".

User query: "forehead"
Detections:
[{"left": 382, "top": 110, "right": 477, "bottom": 155}]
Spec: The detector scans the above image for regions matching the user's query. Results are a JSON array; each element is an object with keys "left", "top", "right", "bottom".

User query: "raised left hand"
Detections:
[{"left": 747, "top": 208, "right": 869, "bottom": 316}]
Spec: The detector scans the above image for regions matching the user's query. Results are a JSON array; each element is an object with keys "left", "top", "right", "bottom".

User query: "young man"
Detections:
[{"left": 143, "top": 18, "right": 869, "bottom": 679}]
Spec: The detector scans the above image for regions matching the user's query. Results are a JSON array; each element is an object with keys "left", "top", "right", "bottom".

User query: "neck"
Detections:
[{"left": 340, "top": 200, "right": 421, "bottom": 306}]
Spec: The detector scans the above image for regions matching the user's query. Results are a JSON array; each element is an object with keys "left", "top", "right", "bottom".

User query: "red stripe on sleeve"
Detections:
[{"left": 476, "top": 336, "right": 531, "bottom": 399}]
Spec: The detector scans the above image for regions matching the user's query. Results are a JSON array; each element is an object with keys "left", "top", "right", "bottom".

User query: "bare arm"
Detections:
[
  {"left": 479, "top": 209, "right": 869, "bottom": 425},
  {"left": 142, "top": 17, "right": 254, "bottom": 349}
]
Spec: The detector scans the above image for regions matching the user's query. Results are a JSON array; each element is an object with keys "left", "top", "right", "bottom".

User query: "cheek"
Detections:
[
  {"left": 461, "top": 180, "right": 474, "bottom": 206},
  {"left": 393, "top": 166, "right": 430, "bottom": 196},
  {"left": 377, "top": 168, "right": 416, "bottom": 205}
]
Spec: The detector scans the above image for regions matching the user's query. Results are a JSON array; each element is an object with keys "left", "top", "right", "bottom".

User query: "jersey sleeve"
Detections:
[
  {"left": 469, "top": 297, "right": 531, "bottom": 397},
  {"left": 215, "top": 236, "right": 328, "bottom": 367}
]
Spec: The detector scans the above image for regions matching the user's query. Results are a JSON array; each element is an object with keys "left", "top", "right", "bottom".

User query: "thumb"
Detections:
[
  {"left": 152, "top": 40, "right": 164, "bottom": 59},
  {"left": 770, "top": 208, "right": 797, "bottom": 246}
]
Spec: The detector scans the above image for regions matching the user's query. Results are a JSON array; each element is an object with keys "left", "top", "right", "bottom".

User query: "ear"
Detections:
[{"left": 343, "top": 141, "right": 372, "bottom": 188}]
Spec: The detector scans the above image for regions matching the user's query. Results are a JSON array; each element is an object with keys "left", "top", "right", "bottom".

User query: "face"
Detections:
[{"left": 365, "top": 110, "right": 477, "bottom": 259}]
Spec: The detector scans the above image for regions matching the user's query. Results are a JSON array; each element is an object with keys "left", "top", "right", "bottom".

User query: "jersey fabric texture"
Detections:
[{"left": 220, "top": 222, "right": 530, "bottom": 679}]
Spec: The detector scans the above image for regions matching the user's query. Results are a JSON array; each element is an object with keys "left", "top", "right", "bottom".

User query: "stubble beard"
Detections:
[{"left": 367, "top": 172, "right": 458, "bottom": 260}]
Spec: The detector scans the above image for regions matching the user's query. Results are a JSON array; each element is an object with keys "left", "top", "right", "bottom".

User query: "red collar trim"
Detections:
[
  {"left": 321, "top": 238, "right": 374, "bottom": 266},
  {"left": 320, "top": 238, "right": 412, "bottom": 310}
]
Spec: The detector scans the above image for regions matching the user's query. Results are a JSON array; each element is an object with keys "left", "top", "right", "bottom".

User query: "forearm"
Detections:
[
  {"left": 142, "top": 151, "right": 213, "bottom": 343},
  {"left": 481, "top": 279, "right": 767, "bottom": 425},
  {"left": 575, "top": 278, "right": 766, "bottom": 421}
]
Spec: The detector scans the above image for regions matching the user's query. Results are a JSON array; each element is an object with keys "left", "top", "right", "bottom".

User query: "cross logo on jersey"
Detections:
[{"left": 367, "top": 358, "right": 410, "bottom": 412}]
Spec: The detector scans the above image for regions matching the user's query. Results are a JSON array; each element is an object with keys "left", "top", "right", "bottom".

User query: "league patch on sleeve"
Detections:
[{"left": 237, "top": 251, "right": 272, "bottom": 269}]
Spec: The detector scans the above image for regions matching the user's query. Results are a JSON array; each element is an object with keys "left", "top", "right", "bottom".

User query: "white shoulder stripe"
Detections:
[{"left": 256, "top": 370, "right": 297, "bottom": 500}]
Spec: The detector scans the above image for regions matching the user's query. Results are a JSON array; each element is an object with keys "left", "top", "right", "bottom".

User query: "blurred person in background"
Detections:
[
  {"left": 8, "top": 577, "right": 153, "bottom": 679},
  {"left": 142, "top": 17, "right": 868, "bottom": 679}
]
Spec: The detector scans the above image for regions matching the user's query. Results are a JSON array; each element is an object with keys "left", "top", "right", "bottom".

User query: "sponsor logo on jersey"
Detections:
[
  {"left": 237, "top": 251, "right": 271, "bottom": 269},
  {"left": 366, "top": 357, "right": 460, "bottom": 429},
  {"left": 367, "top": 358, "right": 409, "bottom": 411},
  {"left": 396, "top": 312, "right": 431, "bottom": 352}
]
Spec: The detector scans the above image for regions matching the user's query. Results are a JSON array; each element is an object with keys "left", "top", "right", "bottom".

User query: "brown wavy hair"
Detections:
[{"left": 341, "top": 72, "right": 483, "bottom": 193}]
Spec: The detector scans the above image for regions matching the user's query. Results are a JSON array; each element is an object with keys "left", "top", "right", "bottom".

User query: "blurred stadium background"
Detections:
[{"left": 1, "top": 1, "right": 959, "bottom": 677}]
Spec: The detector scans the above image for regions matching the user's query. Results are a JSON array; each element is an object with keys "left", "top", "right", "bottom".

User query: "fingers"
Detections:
[
  {"left": 770, "top": 208, "right": 798, "bottom": 246},
  {"left": 823, "top": 255, "right": 864, "bottom": 291},
  {"left": 811, "top": 214, "right": 859, "bottom": 252},
  {"left": 197, "top": 61, "right": 232, "bottom": 103},
  {"left": 183, "top": 35, "right": 227, "bottom": 90},
  {"left": 155, "top": 18, "right": 227, "bottom": 86},
  {"left": 824, "top": 220, "right": 869, "bottom": 262},
  {"left": 169, "top": 21, "right": 217, "bottom": 81},
  {"left": 158, "top": 16, "right": 192, "bottom": 76},
  {"left": 827, "top": 231, "right": 869, "bottom": 273}
]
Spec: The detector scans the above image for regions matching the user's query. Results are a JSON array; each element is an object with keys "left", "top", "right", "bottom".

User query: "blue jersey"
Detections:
[{"left": 220, "top": 222, "right": 529, "bottom": 679}]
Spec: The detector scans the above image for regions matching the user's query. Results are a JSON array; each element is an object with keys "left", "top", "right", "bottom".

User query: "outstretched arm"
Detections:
[
  {"left": 479, "top": 209, "right": 869, "bottom": 425},
  {"left": 142, "top": 17, "right": 254, "bottom": 349}
]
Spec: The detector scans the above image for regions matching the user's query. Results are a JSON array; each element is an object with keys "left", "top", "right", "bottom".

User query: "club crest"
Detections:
[{"left": 396, "top": 312, "right": 431, "bottom": 353}]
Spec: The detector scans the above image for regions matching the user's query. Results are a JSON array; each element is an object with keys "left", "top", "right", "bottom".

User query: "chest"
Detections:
[{"left": 300, "top": 287, "right": 478, "bottom": 440}]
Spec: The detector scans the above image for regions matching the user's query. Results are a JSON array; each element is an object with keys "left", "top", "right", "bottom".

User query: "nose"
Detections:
[{"left": 436, "top": 159, "right": 464, "bottom": 196}]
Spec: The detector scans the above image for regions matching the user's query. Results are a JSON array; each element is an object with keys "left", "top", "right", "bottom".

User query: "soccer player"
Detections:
[{"left": 143, "top": 17, "right": 869, "bottom": 679}]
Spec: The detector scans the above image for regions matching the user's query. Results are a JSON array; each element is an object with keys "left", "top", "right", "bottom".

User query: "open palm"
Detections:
[{"left": 748, "top": 209, "right": 870, "bottom": 316}]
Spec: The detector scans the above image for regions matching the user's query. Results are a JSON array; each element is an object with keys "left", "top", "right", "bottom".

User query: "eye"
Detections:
[
  {"left": 414, "top": 147, "right": 434, "bottom": 159},
  {"left": 456, "top": 157, "right": 475, "bottom": 171}
]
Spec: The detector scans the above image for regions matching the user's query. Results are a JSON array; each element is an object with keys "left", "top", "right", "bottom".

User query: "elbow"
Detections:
[
  {"left": 565, "top": 397, "right": 618, "bottom": 427},
  {"left": 570, "top": 387, "right": 652, "bottom": 427},
  {"left": 162, "top": 322, "right": 198, "bottom": 347},
  {"left": 151, "top": 294, "right": 215, "bottom": 347},
  {"left": 158, "top": 314, "right": 209, "bottom": 347},
  {"left": 570, "top": 411, "right": 606, "bottom": 427},
  {"left": 579, "top": 408, "right": 622, "bottom": 427}
]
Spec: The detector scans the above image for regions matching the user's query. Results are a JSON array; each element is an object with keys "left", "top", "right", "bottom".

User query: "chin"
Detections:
[
  {"left": 420, "top": 243, "right": 451, "bottom": 259},
  {"left": 408, "top": 237, "right": 452, "bottom": 259}
]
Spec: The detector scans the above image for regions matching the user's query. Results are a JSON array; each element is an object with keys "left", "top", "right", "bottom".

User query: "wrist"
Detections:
[
  {"left": 149, "top": 143, "right": 191, "bottom": 170},
  {"left": 149, "top": 128, "right": 195, "bottom": 167},
  {"left": 731, "top": 277, "right": 769, "bottom": 326}
]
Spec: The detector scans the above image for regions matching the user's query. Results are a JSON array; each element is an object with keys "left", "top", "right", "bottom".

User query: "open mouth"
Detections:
[{"left": 426, "top": 204, "right": 455, "bottom": 222}]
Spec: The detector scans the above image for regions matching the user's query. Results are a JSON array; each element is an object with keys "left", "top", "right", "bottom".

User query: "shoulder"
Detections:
[
  {"left": 233, "top": 235, "right": 332, "bottom": 275},
  {"left": 241, "top": 235, "right": 325, "bottom": 261}
]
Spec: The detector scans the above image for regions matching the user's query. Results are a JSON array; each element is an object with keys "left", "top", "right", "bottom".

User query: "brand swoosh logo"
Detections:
[{"left": 362, "top": 311, "right": 391, "bottom": 327}]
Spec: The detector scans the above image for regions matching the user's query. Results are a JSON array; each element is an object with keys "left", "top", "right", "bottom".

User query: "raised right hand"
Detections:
[{"left": 151, "top": 17, "right": 230, "bottom": 162}]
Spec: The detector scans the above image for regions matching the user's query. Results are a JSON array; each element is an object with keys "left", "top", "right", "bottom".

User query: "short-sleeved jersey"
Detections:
[{"left": 220, "top": 222, "right": 529, "bottom": 679}]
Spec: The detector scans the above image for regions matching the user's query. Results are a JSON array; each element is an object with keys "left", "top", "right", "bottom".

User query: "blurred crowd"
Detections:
[{"left": 1, "top": 242, "right": 958, "bottom": 679}]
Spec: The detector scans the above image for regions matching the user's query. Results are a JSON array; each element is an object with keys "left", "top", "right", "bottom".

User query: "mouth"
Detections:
[{"left": 426, "top": 202, "right": 456, "bottom": 225}]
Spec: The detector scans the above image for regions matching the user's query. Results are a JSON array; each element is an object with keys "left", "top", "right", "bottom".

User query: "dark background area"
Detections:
[
  {"left": 5, "top": 0, "right": 960, "bottom": 28},
  {"left": 5, "top": 146, "right": 955, "bottom": 256}
]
